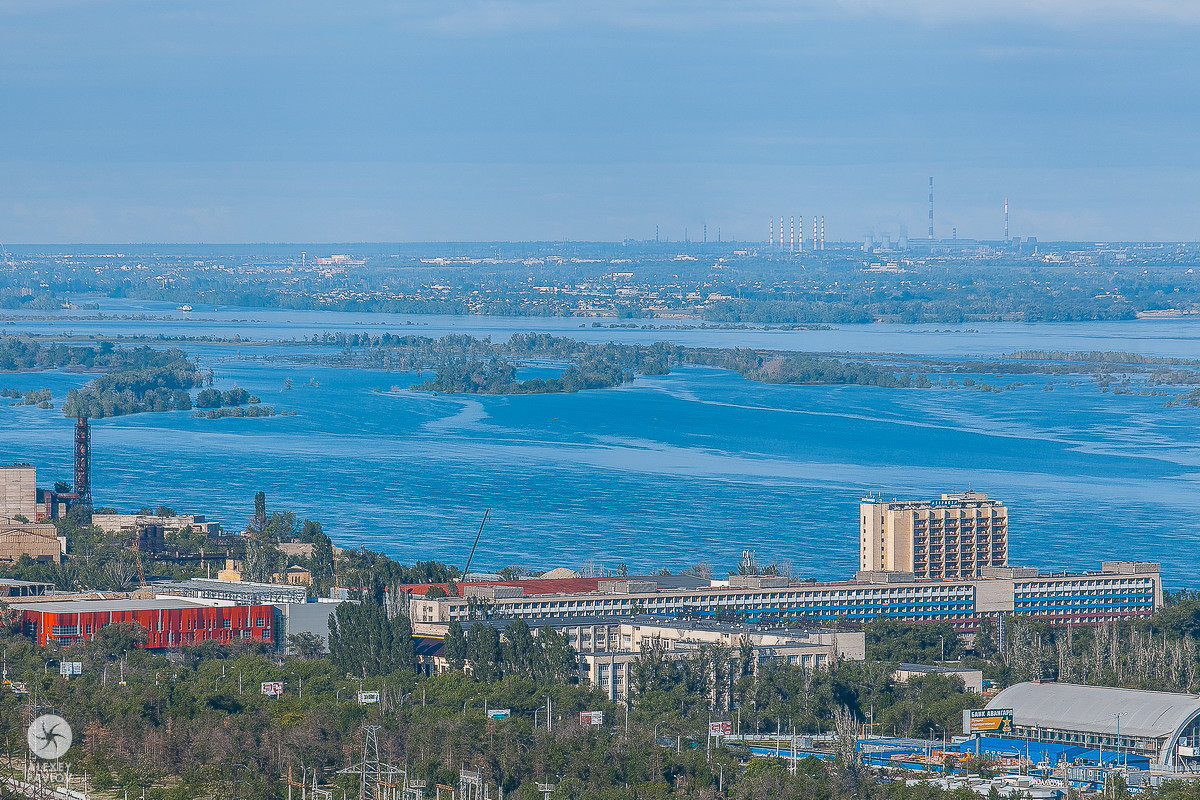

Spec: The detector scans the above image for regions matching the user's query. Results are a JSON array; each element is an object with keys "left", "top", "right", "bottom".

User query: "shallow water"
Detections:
[{"left": 4, "top": 300, "right": 1199, "bottom": 585}]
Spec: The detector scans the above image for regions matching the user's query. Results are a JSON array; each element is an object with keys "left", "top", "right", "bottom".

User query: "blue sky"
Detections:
[{"left": 1, "top": 0, "right": 1197, "bottom": 243}]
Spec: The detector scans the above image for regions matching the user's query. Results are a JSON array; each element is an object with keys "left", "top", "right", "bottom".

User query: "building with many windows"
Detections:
[
  {"left": 415, "top": 615, "right": 862, "bottom": 701},
  {"left": 12, "top": 598, "right": 276, "bottom": 648},
  {"left": 407, "top": 561, "right": 1161, "bottom": 633},
  {"left": 860, "top": 491, "right": 1008, "bottom": 579}
]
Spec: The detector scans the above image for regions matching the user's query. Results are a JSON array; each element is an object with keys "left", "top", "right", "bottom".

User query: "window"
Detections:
[
  {"left": 221, "top": 619, "right": 232, "bottom": 629},
  {"left": 255, "top": 618, "right": 265, "bottom": 628}
]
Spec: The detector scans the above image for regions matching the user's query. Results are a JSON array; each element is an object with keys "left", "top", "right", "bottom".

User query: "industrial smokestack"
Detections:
[
  {"left": 779, "top": 216, "right": 784, "bottom": 249},
  {"left": 928, "top": 177, "right": 935, "bottom": 239},
  {"left": 1004, "top": 198, "right": 1010, "bottom": 242},
  {"left": 813, "top": 217, "right": 818, "bottom": 252},
  {"left": 74, "top": 416, "right": 91, "bottom": 513},
  {"left": 820, "top": 216, "right": 825, "bottom": 250},
  {"left": 789, "top": 216, "right": 795, "bottom": 253},
  {"left": 769, "top": 218, "right": 774, "bottom": 247},
  {"left": 798, "top": 216, "right": 804, "bottom": 251}
]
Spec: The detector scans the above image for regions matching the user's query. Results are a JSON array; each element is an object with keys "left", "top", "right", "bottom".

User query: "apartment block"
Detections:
[
  {"left": 0, "top": 465, "right": 37, "bottom": 522},
  {"left": 860, "top": 490, "right": 1008, "bottom": 579}
]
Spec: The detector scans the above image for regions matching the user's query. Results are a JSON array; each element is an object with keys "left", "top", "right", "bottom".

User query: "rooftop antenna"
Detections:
[
  {"left": 461, "top": 508, "right": 491, "bottom": 578},
  {"left": 928, "top": 177, "right": 935, "bottom": 239},
  {"left": 1004, "top": 198, "right": 1010, "bottom": 242}
]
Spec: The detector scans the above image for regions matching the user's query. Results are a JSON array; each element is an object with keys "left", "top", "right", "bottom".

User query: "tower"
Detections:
[
  {"left": 73, "top": 416, "right": 91, "bottom": 510},
  {"left": 789, "top": 216, "right": 795, "bottom": 253},
  {"left": 769, "top": 217, "right": 774, "bottom": 247},
  {"left": 820, "top": 216, "right": 825, "bottom": 250},
  {"left": 779, "top": 216, "right": 784, "bottom": 249},
  {"left": 798, "top": 216, "right": 804, "bottom": 251},
  {"left": 1004, "top": 198, "right": 1010, "bottom": 242},
  {"left": 928, "top": 177, "right": 935, "bottom": 239},
  {"left": 703, "top": 223, "right": 707, "bottom": 243},
  {"left": 813, "top": 217, "right": 818, "bottom": 251}
]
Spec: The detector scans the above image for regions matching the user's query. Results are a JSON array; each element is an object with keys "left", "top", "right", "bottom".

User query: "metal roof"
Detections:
[
  {"left": 10, "top": 599, "right": 211, "bottom": 614},
  {"left": 988, "top": 682, "right": 1200, "bottom": 740}
]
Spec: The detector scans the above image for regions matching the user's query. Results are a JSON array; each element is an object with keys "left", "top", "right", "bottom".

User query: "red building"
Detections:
[{"left": 11, "top": 599, "right": 275, "bottom": 648}]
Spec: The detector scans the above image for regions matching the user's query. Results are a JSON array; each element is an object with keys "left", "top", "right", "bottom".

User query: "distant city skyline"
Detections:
[{"left": 1, "top": 1, "right": 1197, "bottom": 243}]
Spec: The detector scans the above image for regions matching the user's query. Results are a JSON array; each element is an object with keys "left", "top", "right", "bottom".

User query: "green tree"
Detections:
[
  {"left": 444, "top": 620, "right": 467, "bottom": 671},
  {"left": 467, "top": 622, "right": 502, "bottom": 682}
]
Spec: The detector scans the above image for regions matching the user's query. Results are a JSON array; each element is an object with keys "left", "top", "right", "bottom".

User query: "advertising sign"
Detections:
[
  {"left": 261, "top": 681, "right": 284, "bottom": 697},
  {"left": 965, "top": 708, "right": 1014, "bottom": 734},
  {"left": 357, "top": 691, "right": 380, "bottom": 704},
  {"left": 58, "top": 662, "right": 82, "bottom": 677},
  {"left": 580, "top": 711, "right": 604, "bottom": 726},
  {"left": 486, "top": 708, "right": 511, "bottom": 720},
  {"left": 709, "top": 721, "right": 733, "bottom": 737}
]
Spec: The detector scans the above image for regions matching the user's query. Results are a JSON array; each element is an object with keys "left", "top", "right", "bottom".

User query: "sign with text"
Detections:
[
  {"left": 965, "top": 708, "right": 1014, "bottom": 735},
  {"left": 709, "top": 721, "right": 733, "bottom": 737},
  {"left": 261, "top": 681, "right": 284, "bottom": 697},
  {"left": 59, "top": 662, "right": 82, "bottom": 677},
  {"left": 580, "top": 711, "right": 604, "bottom": 726},
  {"left": 357, "top": 691, "right": 380, "bottom": 704},
  {"left": 486, "top": 708, "right": 511, "bottom": 720}
]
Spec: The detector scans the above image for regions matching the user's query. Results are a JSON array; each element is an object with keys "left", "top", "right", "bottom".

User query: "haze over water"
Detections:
[{"left": 5, "top": 301, "right": 1199, "bottom": 585}]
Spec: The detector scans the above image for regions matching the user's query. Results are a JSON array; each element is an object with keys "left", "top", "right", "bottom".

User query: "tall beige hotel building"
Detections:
[{"left": 860, "top": 490, "right": 1008, "bottom": 579}]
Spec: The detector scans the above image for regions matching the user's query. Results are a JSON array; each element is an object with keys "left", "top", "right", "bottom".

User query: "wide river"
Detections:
[{"left": 4, "top": 301, "right": 1199, "bottom": 585}]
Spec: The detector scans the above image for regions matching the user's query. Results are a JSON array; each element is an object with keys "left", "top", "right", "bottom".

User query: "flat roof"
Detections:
[{"left": 11, "top": 598, "right": 212, "bottom": 614}]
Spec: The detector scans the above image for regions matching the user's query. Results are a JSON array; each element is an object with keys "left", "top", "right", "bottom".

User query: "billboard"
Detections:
[
  {"left": 964, "top": 708, "right": 1014, "bottom": 734},
  {"left": 580, "top": 711, "right": 604, "bottom": 726},
  {"left": 261, "top": 681, "right": 284, "bottom": 697},
  {"left": 486, "top": 708, "right": 511, "bottom": 720},
  {"left": 357, "top": 691, "right": 380, "bottom": 704},
  {"left": 59, "top": 662, "right": 82, "bottom": 677},
  {"left": 709, "top": 721, "right": 733, "bottom": 737}
]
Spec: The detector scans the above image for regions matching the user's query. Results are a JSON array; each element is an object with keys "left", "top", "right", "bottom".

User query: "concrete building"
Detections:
[
  {"left": 0, "top": 520, "right": 64, "bottom": 563},
  {"left": 407, "top": 561, "right": 1161, "bottom": 633},
  {"left": 892, "top": 663, "right": 984, "bottom": 693},
  {"left": 861, "top": 491, "right": 1008, "bottom": 579},
  {"left": 417, "top": 615, "right": 862, "bottom": 701},
  {"left": 91, "top": 513, "right": 219, "bottom": 537},
  {"left": 985, "top": 681, "right": 1200, "bottom": 770},
  {"left": 0, "top": 465, "right": 37, "bottom": 522}
]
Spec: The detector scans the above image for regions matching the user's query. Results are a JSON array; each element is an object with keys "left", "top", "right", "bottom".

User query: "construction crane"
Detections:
[{"left": 461, "top": 509, "right": 490, "bottom": 579}]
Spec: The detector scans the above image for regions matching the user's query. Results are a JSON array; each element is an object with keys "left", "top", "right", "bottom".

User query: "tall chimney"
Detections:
[
  {"left": 74, "top": 416, "right": 91, "bottom": 512},
  {"left": 928, "top": 177, "right": 935, "bottom": 239}
]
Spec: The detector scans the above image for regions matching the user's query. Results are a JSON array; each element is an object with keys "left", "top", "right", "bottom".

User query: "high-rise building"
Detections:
[
  {"left": 0, "top": 465, "right": 37, "bottom": 522},
  {"left": 860, "top": 490, "right": 1008, "bottom": 579}
]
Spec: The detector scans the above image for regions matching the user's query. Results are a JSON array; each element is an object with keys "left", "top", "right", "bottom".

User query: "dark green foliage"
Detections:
[
  {"left": 327, "top": 601, "right": 416, "bottom": 677},
  {"left": 865, "top": 619, "right": 963, "bottom": 663},
  {"left": 444, "top": 620, "right": 467, "bottom": 670},
  {"left": 59, "top": 344, "right": 202, "bottom": 418}
]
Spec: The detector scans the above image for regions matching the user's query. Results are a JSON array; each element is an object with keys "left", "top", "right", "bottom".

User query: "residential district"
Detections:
[{"left": 0, "top": 437, "right": 1197, "bottom": 800}]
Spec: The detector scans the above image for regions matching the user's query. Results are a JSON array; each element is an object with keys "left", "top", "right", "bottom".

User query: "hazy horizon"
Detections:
[{"left": 3, "top": 1, "right": 1197, "bottom": 243}]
